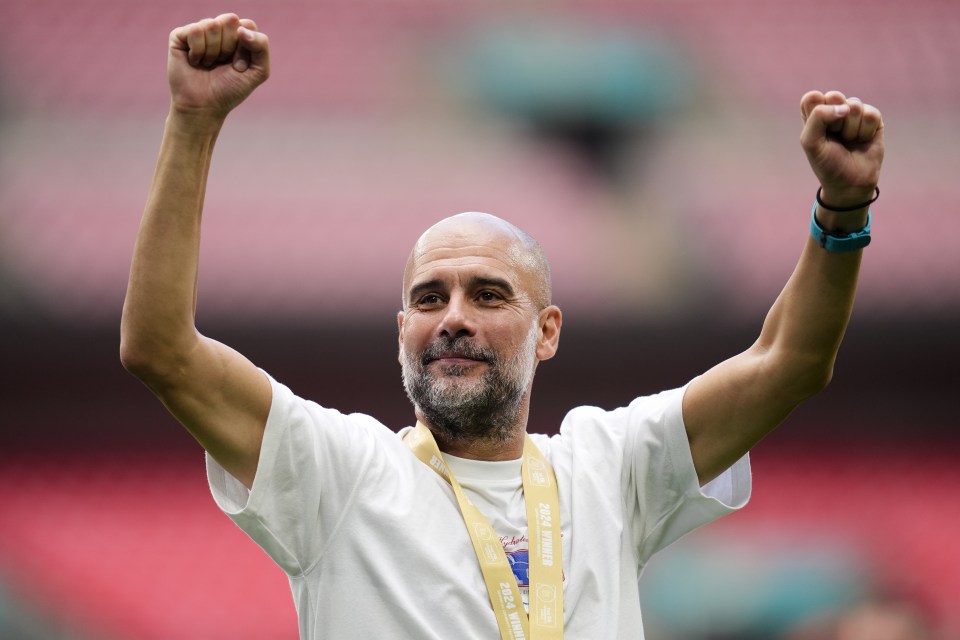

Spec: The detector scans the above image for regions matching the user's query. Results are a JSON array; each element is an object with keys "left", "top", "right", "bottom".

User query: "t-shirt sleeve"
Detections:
[
  {"left": 206, "top": 372, "right": 391, "bottom": 577},
  {"left": 621, "top": 384, "right": 752, "bottom": 564}
]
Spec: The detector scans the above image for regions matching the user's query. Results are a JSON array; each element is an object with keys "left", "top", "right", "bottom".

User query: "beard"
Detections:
[{"left": 401, "top": 322, "right": 538, "bottom": 448}]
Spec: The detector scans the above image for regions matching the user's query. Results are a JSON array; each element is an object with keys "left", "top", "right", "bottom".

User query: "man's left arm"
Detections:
[{"left": 683, "top": 90, "right": 885, "bottom": 485}]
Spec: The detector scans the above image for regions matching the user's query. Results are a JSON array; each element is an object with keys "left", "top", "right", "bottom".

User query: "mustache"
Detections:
[{"left": 420, "top": 337, "right": 495, "bottom": 366}]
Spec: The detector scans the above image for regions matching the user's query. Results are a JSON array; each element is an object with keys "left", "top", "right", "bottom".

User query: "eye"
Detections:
[
  {"left": 416, "top": 293, "right": 443, "bottom": 307},
  {"left": 477, "top": 290, "right": 503, "bottom": 304}
]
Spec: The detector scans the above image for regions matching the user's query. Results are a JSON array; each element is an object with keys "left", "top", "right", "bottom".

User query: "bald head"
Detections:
[{"left": 402, "top": 212, "right": 552, "bottom": 310}]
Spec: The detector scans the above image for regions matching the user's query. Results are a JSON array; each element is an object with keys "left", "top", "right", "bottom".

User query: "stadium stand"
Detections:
[{"left": 2, "top": 0, "right": 959, "bottom": 321}]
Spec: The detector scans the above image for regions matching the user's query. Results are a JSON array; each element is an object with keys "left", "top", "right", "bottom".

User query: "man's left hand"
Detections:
[{"left": 800, "top": 90, "right": 884, "bottom": 208}]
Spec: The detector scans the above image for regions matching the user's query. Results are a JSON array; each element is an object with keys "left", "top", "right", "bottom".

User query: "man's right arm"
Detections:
[{"left": 120, "top": 15, "right": 272, "bottom": 489}]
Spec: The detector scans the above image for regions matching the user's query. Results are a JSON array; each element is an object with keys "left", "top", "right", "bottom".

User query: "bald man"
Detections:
[{"left": 121, "top": 15, "right": 885, "bottom": 640}]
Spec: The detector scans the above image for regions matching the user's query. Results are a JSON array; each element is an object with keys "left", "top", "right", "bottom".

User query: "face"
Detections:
[{"left": 398, "top": 214, "right": 560, "bottom": 446}]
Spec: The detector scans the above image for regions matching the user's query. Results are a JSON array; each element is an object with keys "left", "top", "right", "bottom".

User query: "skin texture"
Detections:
[
  {"left": 398, "top": 213, "right": 561, "bottom": 460},
  {"left": 121, "top": 15, "right": 884, "bottom": 490}
]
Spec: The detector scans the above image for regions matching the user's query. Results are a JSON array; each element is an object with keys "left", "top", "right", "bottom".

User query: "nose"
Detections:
[{"left": 437, "top": 294, "right": 477, "bottom": 339}]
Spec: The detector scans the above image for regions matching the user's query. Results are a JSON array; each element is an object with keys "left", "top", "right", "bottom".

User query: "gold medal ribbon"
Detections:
[{"left": 405, "top": 423, "right": 564, "bottom": 640}]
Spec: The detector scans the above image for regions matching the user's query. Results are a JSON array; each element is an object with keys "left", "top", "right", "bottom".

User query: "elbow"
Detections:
[
  {"left": 818, "top": 364, "right": 835, "bottom": 391},
  {"left": 790, "top": 358, "right": 835, "bottom": 401},
  {"left": 119, "top": 342, "right": 141, "bottom": 376},
  {"left": 120, "top": 300, "right": 190, "bottom": 380},
  {"left": 119, "top": 305, "right": 200, "bottom": 387},
  {"left": 119, "top": 328, "right": 188, "bottom": 384},
  {"left": 804, "top": 365, "right": 833, "bottom": 398},
  {"left": 759, "top": 343, "right": 836, "bottom": 401},
  {"left": 119, "top": 334, "right": 156, "bottom": 380},
  {"left": 120, "top": 306, "right": 150, "bottom": 378}
]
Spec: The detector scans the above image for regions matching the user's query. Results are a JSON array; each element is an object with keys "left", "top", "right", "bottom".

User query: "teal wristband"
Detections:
[{"left": 810, "top": 202, "right": 871, "bottom": 252}]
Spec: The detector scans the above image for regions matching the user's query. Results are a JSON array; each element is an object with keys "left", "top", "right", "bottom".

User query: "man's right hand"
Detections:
[{"left": 167, "top": 14, "right": 270, "bottom": 119}]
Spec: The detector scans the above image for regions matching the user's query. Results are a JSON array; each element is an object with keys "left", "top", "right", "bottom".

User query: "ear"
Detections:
[
  {"left": 535, "top": 305, "right": 562, "bottom": 361},
  {"left": 397, "top": 311, "right": 405, "bottom": 364}
]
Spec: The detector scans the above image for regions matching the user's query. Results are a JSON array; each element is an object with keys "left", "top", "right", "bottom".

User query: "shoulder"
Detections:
[
  {"left": 550, "top": 384, "right": 687, "bottom": 439},
  {"left": 529, "top": 384, "right": 688, "bottom": 463},
  {"left": 261, "top": 372, "right": 404, "bottom": 460}
]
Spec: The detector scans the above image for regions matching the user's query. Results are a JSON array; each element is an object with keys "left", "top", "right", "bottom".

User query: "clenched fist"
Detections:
[
  {"left": 167, "top": 13, "right": 270, "bottom": 119},
  {"left": 800, "top": 90, "right": 884, "bottom": 210}
]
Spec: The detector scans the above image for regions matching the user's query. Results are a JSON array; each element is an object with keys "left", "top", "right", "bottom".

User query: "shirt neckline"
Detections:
[{"left": 442, "top": 452, "right": 523, "bottom": 485}]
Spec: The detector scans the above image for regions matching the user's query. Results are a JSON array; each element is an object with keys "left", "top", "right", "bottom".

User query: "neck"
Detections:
[{"left": 415, "top": 411, "right": 527, "bottom": 461}]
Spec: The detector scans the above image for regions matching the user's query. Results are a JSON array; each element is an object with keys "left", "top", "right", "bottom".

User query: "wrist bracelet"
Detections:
[
  {"left": 810, "top": 202, "right": 871, "bottom": 252},
  {"left": 816, "top": 186, "right": 879, "bottom": 212}
]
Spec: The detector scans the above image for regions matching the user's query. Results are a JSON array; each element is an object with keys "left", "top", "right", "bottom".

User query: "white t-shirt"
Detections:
[{"left": 208, "top": 373, "right": 751, "bottom": 639}]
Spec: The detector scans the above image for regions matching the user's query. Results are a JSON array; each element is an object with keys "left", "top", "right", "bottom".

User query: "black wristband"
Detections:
[{"left": 816, "top": 186, "right": 880, "bottom": 212}]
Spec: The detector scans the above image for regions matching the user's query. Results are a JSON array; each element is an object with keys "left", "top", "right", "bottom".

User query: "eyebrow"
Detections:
[
  {"left": 407, "top": 276, "right": 516, "bottom": 304},
  {"left": 470, "top": 276, "right": 515, "bottom": 297},
  {"left": 407, "top": 279, "right": 444, "bottom": 305}
]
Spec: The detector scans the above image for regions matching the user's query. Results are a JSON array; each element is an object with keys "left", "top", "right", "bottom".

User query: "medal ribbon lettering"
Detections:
[{"left": 405, "top": 423, "right": 563, "bottom": 640}]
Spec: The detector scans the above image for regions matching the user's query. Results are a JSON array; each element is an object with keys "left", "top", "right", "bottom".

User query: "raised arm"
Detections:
[
  {"left": 120, "top": 15, "right": 272, "bottom": 488},
  {"left": 683, "top": 91, "right": 885, "bottom": 484}
]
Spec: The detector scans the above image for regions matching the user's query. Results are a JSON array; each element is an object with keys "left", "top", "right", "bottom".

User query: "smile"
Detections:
[{"left": 428, "top": 355, "right": 487, "bottom": 366}]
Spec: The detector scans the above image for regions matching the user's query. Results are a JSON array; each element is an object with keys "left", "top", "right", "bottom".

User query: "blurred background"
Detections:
[{"left": 2, "top": 0, "right": 958, "bottom": 638}]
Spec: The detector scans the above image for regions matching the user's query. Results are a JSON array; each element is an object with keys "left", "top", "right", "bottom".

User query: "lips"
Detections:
[
  {"left": 421, "top": 342, "right": 491, "bottom": 366},
  {"left": 425, "top": 352, "right": 485, "bottom": 365}
]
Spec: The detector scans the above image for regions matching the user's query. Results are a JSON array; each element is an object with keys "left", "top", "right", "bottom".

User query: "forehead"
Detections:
[{"left": 404, "top": 216, "right": 539, "bottom": 293}]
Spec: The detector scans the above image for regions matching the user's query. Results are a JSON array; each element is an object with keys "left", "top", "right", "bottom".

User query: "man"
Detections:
[{"left": 120, "top": 13, "right": 884, "bottom": 640}]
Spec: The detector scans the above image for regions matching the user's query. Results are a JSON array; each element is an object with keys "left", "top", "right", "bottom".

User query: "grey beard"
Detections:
[{"left": 401, "top": 332, "right": 535, "bottom": 448}]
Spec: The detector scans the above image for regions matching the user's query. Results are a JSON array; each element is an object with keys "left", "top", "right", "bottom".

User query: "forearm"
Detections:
[
  {"left": 120, "top": 110, "right": 225, "bottom": 374},
  {"left": 755, "top": 201, "right": 868, "bottom": 394}
]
